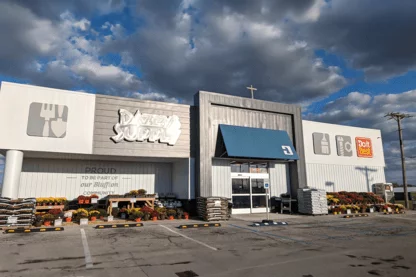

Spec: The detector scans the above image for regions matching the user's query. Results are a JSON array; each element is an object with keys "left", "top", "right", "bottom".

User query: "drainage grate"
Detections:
[{"left": 175, "top": 270, "right": 199, "bottom": 277}]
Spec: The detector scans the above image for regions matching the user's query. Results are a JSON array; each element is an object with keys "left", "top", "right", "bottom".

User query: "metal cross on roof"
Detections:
[{"left": 246, "top": 85, "right": 257, "bottom": 99}]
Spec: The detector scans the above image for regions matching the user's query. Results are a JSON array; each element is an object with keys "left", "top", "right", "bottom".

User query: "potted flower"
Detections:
[
  {"left": 143, "top": 210, "right": 151, "bottom": 221},
  {"left": 129, "top": 210, "right": 144, "bottom": 222},
  {"left": 78, "top": 195, "right": 85, "bottom": 204},
  {"left": 98, "top": 209, "right": 107, "bottom": 220},
  {"left": 151, "top": 211, "right": 159, "bottom": 221},
  {"left": 64, "top": 210, "right": 74, "bottom": 222},
  {"left": 167, "top": 209, "right": 176, "bottom": 220},
  {"left": 138, "top": 189, "right": 147, "bottom": 197},
  {"left": 42, "top": 214, "right": 55, "bottom": 226},
  {"left": 184, "top": 212, "right": 189, "bottom": 220},
  {"left": 89, "top": 210, "right": 100, "bottom": 221},
  {"left": 84, "top": 196, "right": 91, "bottom": 204}
]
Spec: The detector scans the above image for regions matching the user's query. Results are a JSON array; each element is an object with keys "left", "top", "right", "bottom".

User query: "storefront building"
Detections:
[{"left": 0, "top": 82, "right": 386, "bottom": 214}]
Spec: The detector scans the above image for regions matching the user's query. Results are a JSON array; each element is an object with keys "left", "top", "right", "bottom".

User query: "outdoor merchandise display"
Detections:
[
  {"left": 297, "top": 188, "right": 328, "bottom": 215},
  {"left": 0, "top": 197, "right": 36, "bottom": 227},
  {"left": 197, "top": 197, "right": 231, "bottom": 221}
]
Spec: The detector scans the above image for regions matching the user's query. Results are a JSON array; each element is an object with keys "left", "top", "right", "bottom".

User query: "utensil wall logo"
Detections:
[
  {"left": 27, "top": 102, "right": 68, "bottom": 138},
  {"left": 111, "top": 109, "right": 181, "bottom": 145},
  {"left": 356, "top": 137, "right": 373, "bottom": 158},
  {"left": 336, "top": 135, "right": 353, "bottom": 156},
  {"left": 312, "top": 132, "right": 331, "bottom": 155}
]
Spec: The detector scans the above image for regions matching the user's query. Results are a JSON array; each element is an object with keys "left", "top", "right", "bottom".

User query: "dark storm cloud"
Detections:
[
  {"left": 105, "top": 0, "right": 345, "bottom": 103},
  {"left": 303, "top": 0, "right": 416, "bottom": 80}
]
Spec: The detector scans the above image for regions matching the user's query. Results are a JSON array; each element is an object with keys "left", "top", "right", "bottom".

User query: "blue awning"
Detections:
[{"left": 219, "top": 124, "right": 299, "bottom": 160}]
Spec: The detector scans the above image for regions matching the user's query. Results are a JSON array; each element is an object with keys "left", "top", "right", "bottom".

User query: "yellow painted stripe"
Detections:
[
  {"left": 24, "top": 229, "right": 31, "bottom": 232},
  {"left": 193, "top": 224, "right": 198, "bottom": 227},
  {"left": 112, "top": 225, "right": 117, "bottom": 227},
  {"left": 40, "top": 229, "right": 46, "bottom": 232},
  {"left": 124, "top": 224, "right": 129, "bottom": 227},
  {"left": 215, "top": 224, "right": 219, "bottom": 227},
  {"left": 182, "top": 226, "right": 187, "bottom": 228},
  {"left": 204, "top": 224, "right": 208, "bottom": 227},
  {"left": 8, "top": 230, "right": 15, "bottom": 233},
  {"left": 55, "top": 228, "right": 61, "bottom": 231},
  {"left": 98, "top": 226, "right": 104, "bottom": 228}
]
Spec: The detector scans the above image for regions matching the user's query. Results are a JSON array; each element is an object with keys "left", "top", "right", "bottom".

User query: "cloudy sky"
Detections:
[{"left": 0, "top": 0, "right": 416, "bottom": 185}]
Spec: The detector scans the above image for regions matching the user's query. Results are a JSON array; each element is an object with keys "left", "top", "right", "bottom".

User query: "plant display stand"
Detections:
[
  {"left": 35, "top": 205, "right": 65, "bottom": 211},
  {"left": 0, "top": 197, "right": 36, "bottom": 227},
  {"left": 107, "top": 197, "right": 155, "bottom": 215}
]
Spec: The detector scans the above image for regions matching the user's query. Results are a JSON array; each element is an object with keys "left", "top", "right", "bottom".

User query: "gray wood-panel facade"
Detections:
[
  {"left": 195, "top": 91, "right": 307, "bottom": 197},
  {"left": 93, "top": 95, "right": 191, "bottom": 158}
]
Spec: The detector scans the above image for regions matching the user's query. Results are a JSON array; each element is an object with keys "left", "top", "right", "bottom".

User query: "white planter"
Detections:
[
  {"left": 346, "top": 209, "right": 351, "bottom": 214},
  {"left": 54, "top": 219, "right": 62, "bottom": 226},
  {"left": 369, "top": 207, "right": 374, "bottom": 213},
  {"left": 107, "top": 216, "right": 114, "bottom": 222},
  {"left": 80, "top": 218, "right": 88, "bottom": 225}
]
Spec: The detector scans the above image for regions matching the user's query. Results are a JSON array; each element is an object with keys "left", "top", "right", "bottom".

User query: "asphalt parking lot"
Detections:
[{"left": 1, "top": 213, "right": 416, "bottom": 277}]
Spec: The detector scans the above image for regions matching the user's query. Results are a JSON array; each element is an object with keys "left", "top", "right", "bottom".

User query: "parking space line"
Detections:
[
  {"left": 229, "top": 224, "right": 311, "bottom": 245},
  {"left": 80, "top": 229, "right": 94, "bottom": 269},
  {"left": 159, "top": 224, "right": 218, "bottom": 251}
]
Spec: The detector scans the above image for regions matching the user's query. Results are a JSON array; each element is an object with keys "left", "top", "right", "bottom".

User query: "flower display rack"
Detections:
[{"left": 0, "top": 197, "right": 36, "bottom": 227}]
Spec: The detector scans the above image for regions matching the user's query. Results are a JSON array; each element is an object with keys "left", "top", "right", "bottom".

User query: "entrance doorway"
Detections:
[{"left": 230, "top": 162, "right": 270, "bottom": 214}]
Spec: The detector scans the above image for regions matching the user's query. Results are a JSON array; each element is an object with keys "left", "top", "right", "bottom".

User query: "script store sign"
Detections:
[{"left": 111, "top": 109, "right": 181, "bottom": 145}]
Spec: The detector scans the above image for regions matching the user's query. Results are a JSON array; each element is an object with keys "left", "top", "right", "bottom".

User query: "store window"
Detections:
[{"left": 232, "top": 179, "right": 250, "bottom": 194}]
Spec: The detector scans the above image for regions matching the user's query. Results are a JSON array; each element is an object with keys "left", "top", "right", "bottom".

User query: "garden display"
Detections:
[
  {"left": 298, "top": 188, "right": 328, "bottom": 215},
  {"left": 0, "top": 197, "right": 36, "bottom": 227},
  {"left": 35, "top": 197, "right": 67, "bottom": 206},
  {"left": 326, "top": 191, "right": 404, "bottom": 214},
  {"left": 197, "top": 197, "right": 231, "bottom": 221},
  {"left": 28, "top": 189, "right": 190, "bottom": 227}
]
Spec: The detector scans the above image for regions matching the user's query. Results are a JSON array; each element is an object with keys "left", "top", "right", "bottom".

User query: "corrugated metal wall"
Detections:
[
  {"left": 269, "top": 162, "right": 290, "bottom": 197},
  {"left": 306, "top": 163, "right": 386, "bottom": 192},
  {"left": 212, "top": 159, "right": 231, "bottom": 198},
  {"left": 18, "top": 159, "right": 172, "bottom": 199},
  {"left": 93, "top": 95, "right": 191, "bottom": 158},
  {"left": 172, "top": 158, "right": 190, "bottom": 199}
]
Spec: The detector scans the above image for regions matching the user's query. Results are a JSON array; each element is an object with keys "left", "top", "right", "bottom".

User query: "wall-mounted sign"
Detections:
[
  {"left": 356, "top": 137, "right": 373, "bottom": 158},
  {"left": 336, "top": 135, "right": 353, "bottom": 157},
  {"left": 111, "top": 109, "right": 181, "bottom": 145},
  {"left": 27, "top": 102, "right": 68, "bottom": 138},
  {"left": 312, "top": 132, "right": 331, "bottom": 155}
]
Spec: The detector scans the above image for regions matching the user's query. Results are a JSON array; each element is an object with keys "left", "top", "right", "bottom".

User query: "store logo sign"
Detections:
[
  {"left": 336, "top": 135, "right": 353, "bottom": 157},
  {"left": 281, "top": 145, "right": 294, "bottom": 156},
  {"left": 27, "top": 102, "right": 68, "bottom": 138},
  {"left": 312, "top": 132, "right": 331, "bottom": 155},
  {"left": 356, "top": 137, "right": 373, "bottom": 158},
  {"left": 111, "top": 109, "right": 181, "bottom": 145}
]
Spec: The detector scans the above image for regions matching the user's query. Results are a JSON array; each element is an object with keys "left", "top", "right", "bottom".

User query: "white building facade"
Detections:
[{"left": 0, "top": 82, "right": 387, "bottom": 213}]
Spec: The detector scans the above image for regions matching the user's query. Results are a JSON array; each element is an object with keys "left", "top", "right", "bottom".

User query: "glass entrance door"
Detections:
[{"left": 231, "top": 173, "right": 270, "bottom": 214}]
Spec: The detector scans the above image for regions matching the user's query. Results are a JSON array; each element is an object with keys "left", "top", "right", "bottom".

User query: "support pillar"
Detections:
[{"left": 1, "top": 150, "right": 23, "bottom": 198}]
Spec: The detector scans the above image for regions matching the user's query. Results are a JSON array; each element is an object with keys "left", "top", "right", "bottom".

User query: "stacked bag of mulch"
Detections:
[
  {"left": 197, "top": 197, "right": 231, "bottom": 221},
  {"left": 0, "top": 197, "right": 36, "bottom": 227},
  {"left": 297, "top": 188, "right": 328, "bottom": 215}
]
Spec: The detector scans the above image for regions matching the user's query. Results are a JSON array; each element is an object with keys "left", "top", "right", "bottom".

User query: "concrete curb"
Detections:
[
  {"left": 4, "top": 227, "right": 64, "bottom": 233},
  {"left": 95, "top": 223, "right": 143, "bottom": 229},
  {"left": 178, "top": 223, "right": 221, "bottom": 229}
]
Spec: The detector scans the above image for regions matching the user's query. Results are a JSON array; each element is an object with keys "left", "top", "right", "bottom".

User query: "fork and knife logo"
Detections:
[{"left": 27, "top": 102, "right": 69, "bottom": 138}]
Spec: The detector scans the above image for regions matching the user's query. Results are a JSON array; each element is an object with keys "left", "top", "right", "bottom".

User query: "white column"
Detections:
[{"left": 1, "top": 150, "right": 23, "bottom": 198}]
